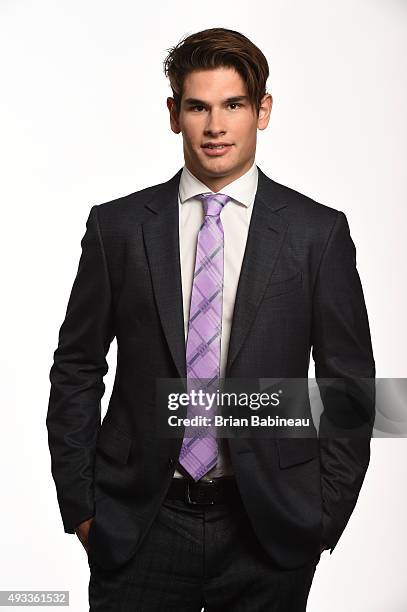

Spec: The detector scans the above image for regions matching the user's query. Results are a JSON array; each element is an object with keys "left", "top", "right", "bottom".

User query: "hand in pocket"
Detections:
[{"left": 74, "top": 516, "right": 95, "bottom": 553}]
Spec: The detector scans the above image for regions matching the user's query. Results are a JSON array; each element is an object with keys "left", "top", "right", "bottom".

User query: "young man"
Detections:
[{"left": 46, "top": 27, "right": 375, "bottom": 611}]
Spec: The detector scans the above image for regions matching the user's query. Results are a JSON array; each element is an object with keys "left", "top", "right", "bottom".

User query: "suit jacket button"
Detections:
[{"left": 168, "top": 458, "right": 175, "bottom": 467}]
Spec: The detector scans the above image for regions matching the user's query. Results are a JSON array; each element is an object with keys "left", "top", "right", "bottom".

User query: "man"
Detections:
[{"left": 46, "top": 27, "right": 375, "bottom": 611}]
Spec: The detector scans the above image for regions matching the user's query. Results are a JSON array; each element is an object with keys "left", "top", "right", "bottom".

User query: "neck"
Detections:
[{"left": 186, "top": 159, "right": 254, "bottom": 192}]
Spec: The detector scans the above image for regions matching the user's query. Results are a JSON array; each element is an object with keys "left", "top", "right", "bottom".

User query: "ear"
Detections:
[
  {"left": 257, "top": 93, "right": 273, "bottom": 131},
  {"left": 167, "top": 97, "right": 181, "bottom": 134}
]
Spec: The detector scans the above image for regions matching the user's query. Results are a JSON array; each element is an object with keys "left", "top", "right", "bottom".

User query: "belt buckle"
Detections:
[{"left": 185, "top": 479, "right": 216, "bottom": 505}]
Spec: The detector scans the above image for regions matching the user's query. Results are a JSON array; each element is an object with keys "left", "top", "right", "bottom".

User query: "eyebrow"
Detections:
[{"left": 183, "top": 95, "right": 249, "bottom": 106}]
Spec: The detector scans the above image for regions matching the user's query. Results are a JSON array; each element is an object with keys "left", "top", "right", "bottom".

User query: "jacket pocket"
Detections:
[
  {"left": 96, "top": 420, "right": 133, "bottom": 465},
  {"left": 276, "top": 437, "right": 319, "bottom": 468}
]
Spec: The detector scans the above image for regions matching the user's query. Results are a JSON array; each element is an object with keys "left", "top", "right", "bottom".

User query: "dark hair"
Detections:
[{"left": 163, "top": 28, "right": 269, "bottom": 115}]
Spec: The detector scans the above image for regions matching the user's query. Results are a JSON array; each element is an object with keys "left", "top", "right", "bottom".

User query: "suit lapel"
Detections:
[
  {"left": 225, "top": 167, "right": 289, "bottom": 375},
  {"left": 142, "top": 166, "right": 289, "bottom": 381},
  {"left": 142, "top": 169, "right": 187, "bottom": 380}
]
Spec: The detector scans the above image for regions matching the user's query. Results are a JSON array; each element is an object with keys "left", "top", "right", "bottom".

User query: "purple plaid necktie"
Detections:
[{"left": 178, "top": 192, "right": 231, "bottom": 481}]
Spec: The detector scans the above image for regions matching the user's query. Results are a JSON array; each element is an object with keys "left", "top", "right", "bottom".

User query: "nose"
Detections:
[{"left": 204, "top": 108, "right": 226, "bottom": 137}]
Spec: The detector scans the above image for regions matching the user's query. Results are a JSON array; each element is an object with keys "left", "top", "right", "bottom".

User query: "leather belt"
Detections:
[{"left": 166, "top": 477, "right": 239, "bottom": 505}]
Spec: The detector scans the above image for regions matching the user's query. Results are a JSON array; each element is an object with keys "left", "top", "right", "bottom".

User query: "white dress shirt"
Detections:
[{"left": 173, "top": 161, "right": 259, "bottom": 479}]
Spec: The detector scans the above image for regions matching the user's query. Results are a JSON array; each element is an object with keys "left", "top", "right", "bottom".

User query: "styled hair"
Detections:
[{"left": 163, "top": 28, "right": 269, "bottom": 115}]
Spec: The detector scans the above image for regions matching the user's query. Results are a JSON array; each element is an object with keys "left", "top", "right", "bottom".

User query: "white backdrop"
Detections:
[{"left": 1, "top": 0, "right": 406, "bottom": 610}]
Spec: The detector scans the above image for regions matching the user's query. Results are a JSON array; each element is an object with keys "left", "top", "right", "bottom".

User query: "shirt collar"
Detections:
[{"left": 179, "top": 161, "right": 258, "bottom": 208}]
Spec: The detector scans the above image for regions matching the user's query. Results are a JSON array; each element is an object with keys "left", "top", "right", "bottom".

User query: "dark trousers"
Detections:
[{"left": 88, "top": 492, "right": 319, "bottom": 611}]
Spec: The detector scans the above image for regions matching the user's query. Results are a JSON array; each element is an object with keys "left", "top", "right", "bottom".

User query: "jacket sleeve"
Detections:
[
  {"left": 46, "top": 205, "right": 115, "bottom": 534},
  {"left": 311, "top": 211, "right": 376, "bottom": 554}
]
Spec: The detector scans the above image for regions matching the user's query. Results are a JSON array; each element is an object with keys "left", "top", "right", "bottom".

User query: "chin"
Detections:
[
  {"left": 189, "top": 153, "right": 236, "bottom": 179},
  {"left": 202, "top": 159, "right": 235, "bottom": 174}
]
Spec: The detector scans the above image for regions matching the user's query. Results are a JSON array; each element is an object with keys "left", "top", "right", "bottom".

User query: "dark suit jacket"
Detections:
[{"left": 46, "top": 166, "right": 375, "bottom": 571}]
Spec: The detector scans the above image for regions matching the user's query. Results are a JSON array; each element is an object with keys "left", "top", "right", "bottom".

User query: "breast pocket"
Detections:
[{"left": 262, "top": 270, "right": 303, "bottom": 300}]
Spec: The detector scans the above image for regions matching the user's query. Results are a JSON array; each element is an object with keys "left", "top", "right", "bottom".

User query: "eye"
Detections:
[
  {"left": 191, "top": 105, "right": 206, "bottom": 112},
  {"left": 228, "top": 103, "right": 242, "bottom": 110}
]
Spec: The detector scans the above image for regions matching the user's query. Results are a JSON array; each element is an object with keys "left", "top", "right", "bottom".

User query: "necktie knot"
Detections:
[{"left": 197, "top": 192, "right": 231, "bottom": 217}]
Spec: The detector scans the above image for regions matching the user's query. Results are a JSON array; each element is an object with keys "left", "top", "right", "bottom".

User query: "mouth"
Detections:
[{"left": 201, "top": 143, "right": 233, "bottom": 157}]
